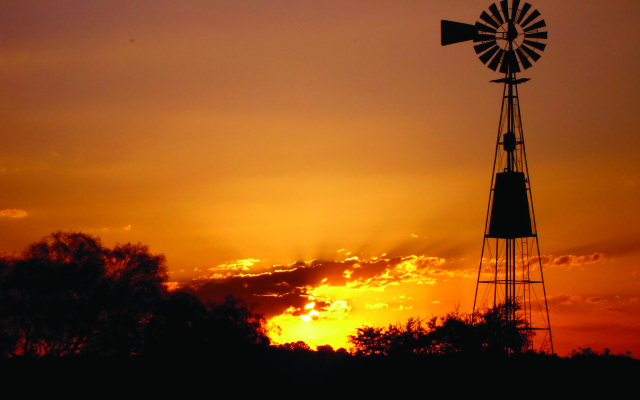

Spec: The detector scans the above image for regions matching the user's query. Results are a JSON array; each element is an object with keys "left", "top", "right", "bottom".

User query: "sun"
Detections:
[{"left": 300, "top": 302, "right": 320, "bottom": 321}]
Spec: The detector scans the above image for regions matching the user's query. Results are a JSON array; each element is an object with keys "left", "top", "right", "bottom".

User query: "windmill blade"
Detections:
[
  {"left": 474, "top": 40, "right": 497, "bottom": 54},
  {"left": 441, "top": 20, "right": 477, "bottom": 46},
  {"left": 475, "top": 21, "right": 497, "bottom": 34},
  {"left": 480, "top": 11, "right": 501, "bottom": 29},
  {"left": 499, "top": 49, "right": 520, "bottom": 74},
  {"left": 479, "top": 45, "right": 500, "bottom": 64},
  {"left": 508, "top": 49, "right": 521, "bottom": 73},
  {"left": 474, "top": 33, "right": 497, "bottom": 42},
  {"left": 516, "top": 48, "right": 533, "bottom": 69},
  {"left": 524, "top": 19, "right": 546, "bottom": 32},
  {"left": 523, "top": 39, "right": 546, "bottom": 51},
  {"left": 488, "top": 48, "right": 504, "bottom": 71},
  {"left": 525, "top": 31, "right": 548, "bottom": 39},
  {"left": 489, "top": 4, "right": 505, "bottom": 25},
  {"left": 512, "top": 0, "right": 521, "bottom": 21},
  {"left": 499, "top": 50, "right": 510, "bottom": 73},
  {"left": 516, "top": 3, "right": 532, "bottom": 24},
  {"left": 520, "top": 43, "right": 541, "bottom": 62},
  {"left": 521, "top": 9, "right": 541, "bottom": 28},
  {"left": 500, "top": 0, "right": 510, "bottom": 22}
]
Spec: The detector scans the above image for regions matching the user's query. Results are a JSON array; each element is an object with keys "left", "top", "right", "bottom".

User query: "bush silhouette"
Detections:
[{"left": 349, "top": 302, "right": 529, "bottom": 356}]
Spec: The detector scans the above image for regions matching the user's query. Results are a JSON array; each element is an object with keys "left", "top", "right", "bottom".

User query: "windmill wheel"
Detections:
[
  {"left": 474, "top": 1, "right": 548, "bottom": 73},
  {"left": 441, "top": 1, "right": 548, "bottom": 74}
]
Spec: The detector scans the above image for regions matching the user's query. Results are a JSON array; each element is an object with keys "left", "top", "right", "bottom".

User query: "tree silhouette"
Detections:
[
  {"left": 316, "top": 344, "right": 334, "bottom": 353},
  {"left": 349, "top": 317, "right": 432, "bottom": 356},
  {"left": 474, "top": 300, "right": 528, "bottom": 355},
  {"left": 0, "top": 232, "right": 167, "bottom": 357},
  {"left": 142, "top": 291, "right": 209, "bottom": 356},
  {"left": 139, "top": 293, "right": 273, "bottom": 358},
  {"left": 348, "top": 302, "right": 529, "bottom": 357},
  {"left": 281, "top": 341, "right": 311, "bottom": 351},
  {"left": 349, "top": 325, "right": 386, "bottom": 356},
  {"left": 205, "top": 295, "right": 271, "bottom": 348}
]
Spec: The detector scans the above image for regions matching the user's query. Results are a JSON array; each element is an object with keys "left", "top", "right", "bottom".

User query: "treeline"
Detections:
[
  {"left": 348, "top": 303, "right": 530, "bottom": 357},
  {"left": 0, "top": 232, "right": 270, "bottom": 357},
  {"left": 2, "top": 232, "right": 639, "bottom": 391},
  {"left": 0, "top": 232, "right": 637, "bottom": 366}
]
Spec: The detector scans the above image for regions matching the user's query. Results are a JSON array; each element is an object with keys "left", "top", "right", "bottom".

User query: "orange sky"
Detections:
[{"left": 1, "top": 0, "right": 639, "bottom": 356}]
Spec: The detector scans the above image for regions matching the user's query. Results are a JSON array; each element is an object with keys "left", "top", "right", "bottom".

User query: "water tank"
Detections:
[{"left": 487, "top": 171, "right": 534, "bottom": 238}]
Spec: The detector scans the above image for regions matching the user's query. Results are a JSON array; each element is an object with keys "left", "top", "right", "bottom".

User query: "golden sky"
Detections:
[{"left": 1, "top": 0, "right": 639, "bottom": 356}]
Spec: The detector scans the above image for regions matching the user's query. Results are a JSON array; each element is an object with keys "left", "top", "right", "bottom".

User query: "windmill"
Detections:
[{"left": 441, "top": 0, "right": 553, "bottom": 353}]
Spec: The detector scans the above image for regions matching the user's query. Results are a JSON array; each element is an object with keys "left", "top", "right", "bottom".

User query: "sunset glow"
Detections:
[{"left": 1, "top": 0, "right": 640, "bottom": 357}]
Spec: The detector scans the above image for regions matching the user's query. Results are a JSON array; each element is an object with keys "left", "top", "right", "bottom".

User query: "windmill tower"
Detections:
[{"left": 441, "top": 0, "right": 553, "bottom": 353}]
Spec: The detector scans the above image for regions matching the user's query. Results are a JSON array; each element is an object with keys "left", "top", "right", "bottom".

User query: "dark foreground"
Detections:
[{"left": 4, "top": 348, "right": 638, "bottom": 395}]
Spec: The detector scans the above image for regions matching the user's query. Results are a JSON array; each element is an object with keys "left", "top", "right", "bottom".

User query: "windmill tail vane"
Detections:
[{"left": 441, "top": 0, "right": 554, "bottom": 354}]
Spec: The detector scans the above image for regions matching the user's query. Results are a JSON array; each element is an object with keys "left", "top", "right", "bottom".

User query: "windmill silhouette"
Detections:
[{"left": 442, "top": 0, "right": 553, "bottom": 353}]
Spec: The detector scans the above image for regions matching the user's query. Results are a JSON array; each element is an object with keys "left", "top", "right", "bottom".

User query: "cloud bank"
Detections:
[
  {"left": 182, "top": 255, "right": 457, "bottom": 319},
  {"left": 0, "top": 209, "right": 27, "bottom": 218}
]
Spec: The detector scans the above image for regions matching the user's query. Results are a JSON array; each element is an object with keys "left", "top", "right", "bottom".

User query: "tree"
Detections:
[
  {"left": 474, "top": 300, "right": 528, "bottom": 355},
  {"left": 142, "top": 293, "right": 271, "bottom": 357},
  {"left": 0, "top": 232, "right": 168, "bottom": 357},
  {"left": 205, "top": 295, "right": 271, "bottom": 347},
  {"left": 281, "top": 341, "right": 311, "bottom": 351},
  {"left": 348, "top": 302, "right": 530, "bottom": 357},
  {"left": 142, "top": 291, "right": 212, "bottom": 356},
  {"left": 316, "top": 344, "right": 334, "bottom": 353},
  {"left": 423, "top": 304, "right": 499, "bottom": 355},
  {"left": 97, "top": 242, "right": 168, "bottom": 355},
  {"left": 349, "top": 317, "right": 432, "bottom": 356},
  {"left": 349, "top": 326, "right": 386, "bottom": 356}
]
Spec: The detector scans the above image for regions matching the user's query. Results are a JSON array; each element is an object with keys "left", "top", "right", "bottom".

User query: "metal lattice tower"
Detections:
[{"left": 441, "top": 0, "right": 553, "bottom": 353}]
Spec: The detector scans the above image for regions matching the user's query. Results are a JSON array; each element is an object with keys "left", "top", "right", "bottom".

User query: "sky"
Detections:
[{"left": 1, "top": 0, "right": 639, "bottom": 356}]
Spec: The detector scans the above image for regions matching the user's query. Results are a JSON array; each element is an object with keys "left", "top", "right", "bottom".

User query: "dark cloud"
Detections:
[
  {"left": 546, "top": 293, "right": 582, "bottom": 306},
  {"left": 552, "top": 255, "right": 572, "bottom": 266},
  {"left": 530, "top": 253, "right": 605, "bottom": 268},
  {"left": 591, "top": 306, "right": 623, "bottom": 315},
  {"left": 586, "top": 296, "right": 604, "bottom": 304},
  {"left": 181, "top": 255, "right": 451, "bottom": 319},
  {"left": 530, "top": 254, "right": 552, "bottom": 266}
]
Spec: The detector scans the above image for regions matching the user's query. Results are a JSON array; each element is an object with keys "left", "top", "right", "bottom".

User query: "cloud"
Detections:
[
  {"left": 530, "top": 255, "right": 553, "bottom": 267},
  {"left": 591, "top": 306, "right": 622, "bottom": 315},
  {"left": 551, "top": 253, "right": 604, "bottom": 267},
  {"left": 431, "top": 300, "right": 441, "bottom": 304},
  {"left": 272, "top": 299, "right": 351, "bottom": 322},
  {"left": 182, "top": 254, "right": 463, "bottom": 319},
  {"left": 551, "top": 255, "right": 572, "bottom": 266},
  {"left": 123, "top": 225, "right": 131, "bottom": 231},
  {"left": 205, "top": 258, "right": 260, "bottom": 275},
  {"left": 163, "top": 281, "right": 180, "bottom": 291},
  {"left": 0, "top": 209, "right": 27, "bottom": 218},
  {"left": 546, "top": 293, "right": 582, "bottom": 306},
  {"left": 531, "top": 253, "right": 605, "bottom": 268},
  {"left": 586, "top": 296, "right": 605, "bottom": 304},
  {"left": 365, "top": 303, "right": 389, "bottom": 309}
]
